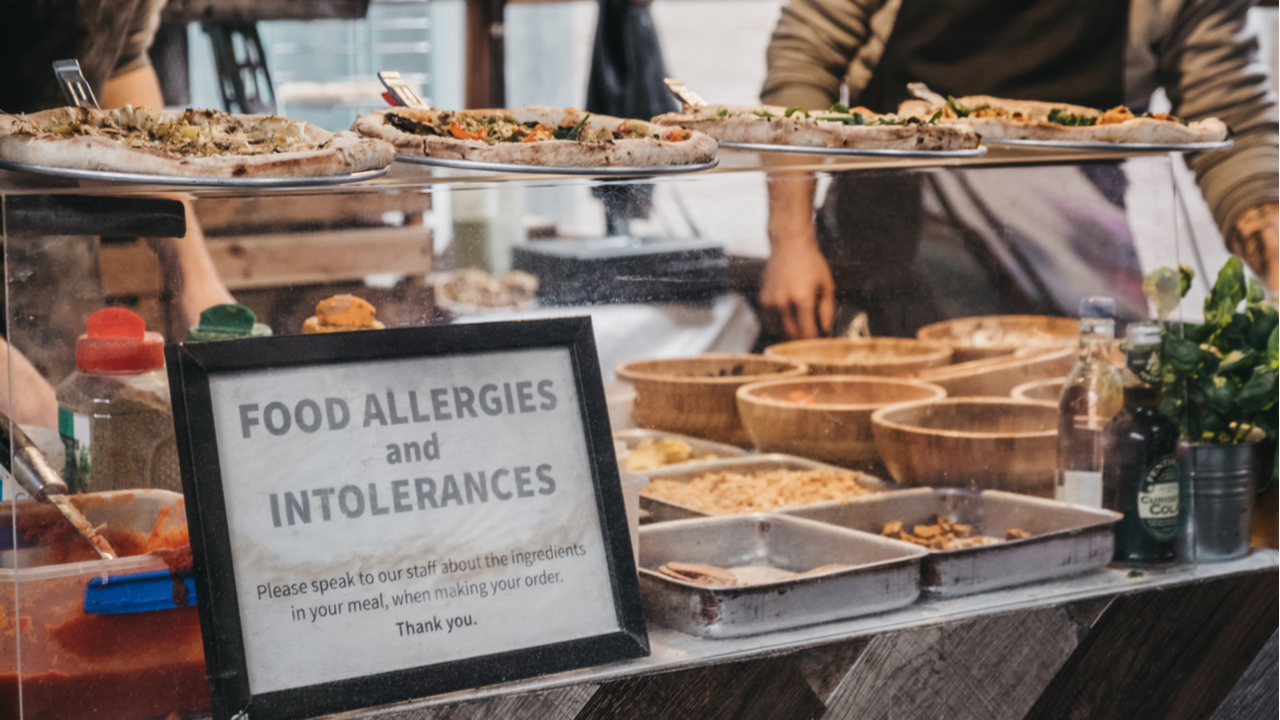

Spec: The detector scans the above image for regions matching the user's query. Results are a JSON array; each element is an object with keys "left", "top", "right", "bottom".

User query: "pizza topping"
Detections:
[
  {"left": 382, "top": 110, "right": 682, "bottom": 145},
  {"left": 10, "top": 106, "right": 326, "bottom": 157},
  {"left": 1097, "top": 106, "right": 1136, "bottom": 125},
  {"left": 1046, "top": 108, "right": 1099, "bottom": 126}
]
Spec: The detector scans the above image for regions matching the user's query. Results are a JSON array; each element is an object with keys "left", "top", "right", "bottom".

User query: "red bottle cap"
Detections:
[{"left": 76, "top": 308, "right": 166, "bottom": 373}]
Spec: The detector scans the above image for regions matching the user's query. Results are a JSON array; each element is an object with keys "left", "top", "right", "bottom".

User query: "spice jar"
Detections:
[
  {"left": 187, "top": 303, "right": 272, "bottom": 342},
  {"left": 55, "top": 308, "right": 180, "bottom": 493}
]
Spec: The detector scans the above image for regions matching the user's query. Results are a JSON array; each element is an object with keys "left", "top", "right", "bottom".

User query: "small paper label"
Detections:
[
  {"left": 1059, "top": 470, "right": 1103, "bottom": 507},
  {"left": 1138, "top": 456, "right": 1180, "bottom": 541}
]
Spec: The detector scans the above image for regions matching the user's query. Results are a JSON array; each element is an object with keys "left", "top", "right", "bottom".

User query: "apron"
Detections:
[
  {"left": 816, "top": 0, "right": 1132, "bottom": 336},
  {"left": 858, "top": 0, "right": 1129, "bottom": 113}
]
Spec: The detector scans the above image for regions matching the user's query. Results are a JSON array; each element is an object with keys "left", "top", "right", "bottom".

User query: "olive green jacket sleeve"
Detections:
[
  {"left": 761, "top": 0, "right": 1278, "bottom": 238},
  {"left": 1134, "top": 0, "right": 1278, "bottom": 239},
  {"left": 760, "top": 0, "right": 892, "bottom": 110}
]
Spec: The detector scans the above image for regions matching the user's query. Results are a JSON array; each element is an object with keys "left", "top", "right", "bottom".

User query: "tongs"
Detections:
[
  {"left": 0, "top": 411, "right": 116, "bottom": 560},
  {"left": 378, "top": 71, "right": 427, "bottom": 109},
  {"left": 664, "top": 78, "right": 708, "bottom": 110},
  {"left": 53, "top": 59, "right": 100, "bottom": 110}
]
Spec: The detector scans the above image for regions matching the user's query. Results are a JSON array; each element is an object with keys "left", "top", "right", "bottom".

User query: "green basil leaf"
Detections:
[
  {"left": 1164, "top": 336, "right": 1204, "bottom": 374},
  {"left": 1218, "top": 349, "right": 1259, "bottom": 375},
  {"left": 552, "top": 114, "right": 591, "bottom": 141},
  {"left": 1178, "top": 264, "right": 1195, "bottom": 298},
  {"left": 716, "top": 108, "right": 728, "bottom": 117},
  {"left": 1237, "top": 366, "right": 1278, "bottom": 412},
  {"left": 928, "top": 109, "right": 943, "bottom": 124},
  {"left": 1204, "top": 257, "right": 1246, "bottom": 325},
  {"left": 1269, "top": 325, "right": 1279, "bottom": 370},
  {"left": 784, "top": 107, "right": 810, "bottom": 118},
  {"left": 1143, "top": 266, "right": 1185, "bottom": 320},
  {"left": 754, "top": 110, "right": 776, "bottom": 119},
  {"left": 1202, "top": 376, "right": 1238, "bottom": 416},
  {"left": 1247, "top": 303, "right": 1278, "bottom": 351},
  {"left": 830, "top": 102, "right": 850, "bottom": 114},
  {"left": 1247, "top": 277, "right": 1266, "bottom": 304}
]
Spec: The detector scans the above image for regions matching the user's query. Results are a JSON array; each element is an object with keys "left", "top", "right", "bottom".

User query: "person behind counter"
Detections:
[
  {"left": 759, "top": 0, "right": 1279, "bottom": 339},
  {"left": 0, "top": 0, "right": 236, "bottom": 431}
]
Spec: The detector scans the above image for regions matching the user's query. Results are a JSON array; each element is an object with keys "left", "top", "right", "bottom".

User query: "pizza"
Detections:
[
  {"left": 351, "top": 105, "right": 716, "bottom": 167},
  {"left": 650, "top": 103, "right": 980, "bottom": 151},
  {"left": 0, "top": 106, "right": 395, "bottom": 177},
  {"left": 898, "top": 96, "right": 1229, "bottom": 144}
]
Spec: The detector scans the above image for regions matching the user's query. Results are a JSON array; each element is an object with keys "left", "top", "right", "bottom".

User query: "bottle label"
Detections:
[
  {"left": 1059, "top": 470, "right": 1103, "bottom": 507},
  {"left": 1127, "top": 346, "right": 1163, "bottom": 385},
  {"left": 1137, "top": 456, "right": 1179, "bottom": 541},
  {"left": 58, "top": 408, "right": 92, "bottom": 494}
]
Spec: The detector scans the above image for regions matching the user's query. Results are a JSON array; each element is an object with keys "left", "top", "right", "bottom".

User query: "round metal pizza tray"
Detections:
[
  {"left": 0, "top": 158, "right": 390, "bottom": 187},
  {"left": 718, "top": 142, "right": 988, "bottom": 158},
  {"left": 982, "top": 138, "right": 1234, "bottom": 152},
  {"left": 395, "top": 154, "right": 720, "bottom": 175}
]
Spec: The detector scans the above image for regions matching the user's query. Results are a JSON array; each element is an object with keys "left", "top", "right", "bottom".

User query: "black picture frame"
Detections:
[{"left": 166, "top": 317, "right": 649, "bottom": 720}]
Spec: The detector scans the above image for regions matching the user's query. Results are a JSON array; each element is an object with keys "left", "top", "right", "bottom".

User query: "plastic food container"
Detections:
[{"left": 0, "top": 490, "right": 208, "bottom": 720}]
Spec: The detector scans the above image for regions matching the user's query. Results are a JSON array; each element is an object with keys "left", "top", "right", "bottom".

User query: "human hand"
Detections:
[
  {"left": 1230, "top": 203, "right": 1278, "bottom": 293},
  {"left": 760, "top": 240, "right": 836, "bottom": 339}
]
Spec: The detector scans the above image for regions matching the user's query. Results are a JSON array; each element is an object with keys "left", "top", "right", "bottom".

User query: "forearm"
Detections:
[
  {"left": 101, "top": 65, "right": 165, "bottom": 110},
  {"left": 1229, "top": 203, "right": 1279, "bottom": 292},
  {"left": 0, "top": 337, "right": 59, "bottom": 430},
  {"left": 767, "top": 174, "right": 819, "bottom": 251}
]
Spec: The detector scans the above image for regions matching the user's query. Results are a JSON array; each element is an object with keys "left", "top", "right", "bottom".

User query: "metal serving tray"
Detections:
[
  {"left": 640, "top": 454, "right": 897, "bottom": 523},
  {"left": 983, "top": 138, "right": 1234, "bottom": 152},
  {"left": 638, "top": 514, "right": 926, "bottom": 638},
  {"left": 779, "top": 488, "right": 1121, "bottom": 598},
  {"left": 394, "top": 154, "right": 719, "bottom": 175},
  {"left": 0, "top": 158, "right": 389, "bottom": 187},
  {"left": 719, "top": 142, "right": 987, "bottom": 158}
]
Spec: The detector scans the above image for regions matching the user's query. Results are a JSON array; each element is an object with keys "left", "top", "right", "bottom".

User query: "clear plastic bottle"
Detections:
[
  {"left": 1055, "top": 297, "right": 1123, "bottom": 506},
  {"left": 55, "top": 308, "right": 180, "bottom": 493}
]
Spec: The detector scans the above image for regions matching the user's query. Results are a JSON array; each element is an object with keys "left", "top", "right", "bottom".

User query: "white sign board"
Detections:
[{"left": 168, "top": 319, "right": 647, "bottom": 720}]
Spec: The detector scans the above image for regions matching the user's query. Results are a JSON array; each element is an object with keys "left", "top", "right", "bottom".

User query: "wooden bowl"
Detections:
[
  {"left": 913, "top": 345, "right": 1075, "bottom": 397},
  {"left": 916, "top": 315, "right": 1079, "bottom": 363},
  {"left": 1011, "top": 377, "right": 1067, "bottom": 404},
  {"left": 616, "top": 354, "right": 808, "bottom": 447},
  {"left": 736, "top": 376, "right": 946, "bottom": 471},
  {"left": 764, "top": 337, "right": 953, "bottom": 377},
  {"left": 871, "top": 398, "right": 1058, "bottom": 497}
]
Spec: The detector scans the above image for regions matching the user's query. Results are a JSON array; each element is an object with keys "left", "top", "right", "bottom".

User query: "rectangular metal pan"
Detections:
[
  {"left": 639, "top": 453, "right": 897, "bottom": 523},
  {"left": 779, "top": 488, "right": 1121, "bottom": 598},
  {"left": 638, "top": 514, "right": 926, "bottom": 638}
]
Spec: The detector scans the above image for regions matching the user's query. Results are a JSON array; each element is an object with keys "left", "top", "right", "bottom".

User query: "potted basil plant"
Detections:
[{"left": 1143, "top": 258, "right": 1278, "bottom": 561}]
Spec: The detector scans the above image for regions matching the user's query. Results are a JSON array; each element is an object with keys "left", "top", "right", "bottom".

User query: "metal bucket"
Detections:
[{"left": 1179, "top": 442, "right": 1263, "bottom": 562}]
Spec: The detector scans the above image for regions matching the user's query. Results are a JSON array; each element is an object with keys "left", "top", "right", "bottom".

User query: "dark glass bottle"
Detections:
[{"left": 1101, "top": 322, "right": 1181, "bottom": 565}]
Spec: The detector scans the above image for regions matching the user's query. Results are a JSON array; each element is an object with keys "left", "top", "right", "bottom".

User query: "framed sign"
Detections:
[{"left": 166, "top": 318, "right": 649, "bottom": 720}]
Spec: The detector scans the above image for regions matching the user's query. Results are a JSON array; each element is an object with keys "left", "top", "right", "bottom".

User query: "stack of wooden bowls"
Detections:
[
  {"left": 871, "top": 397, "right": 1059, "bottom": 497},
  {"left": 764, "top": 337, "right": 952, "bottom": 376},
  {"left": 736, "top": 376, "right": 946, "bottom": 471},
  {"left": 616, "top": 354, "right": 807, "bottom": 447},
  {"left": 916, "top": 315, "right": 1078, "bottom": 363}
]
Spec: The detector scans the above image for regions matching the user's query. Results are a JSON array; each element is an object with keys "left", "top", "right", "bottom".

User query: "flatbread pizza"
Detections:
[
  {"left": 0, "top": 106, "right": 395, "bottom": 177},
  {"left": 898, "top": 96, "right": 1229, "bottom": 145},
  {"left": 353, "top": 105, "right": 717, "bottom": 167},
  {"left": 650, "top": 103, "right": 980, "bottom": 151}
]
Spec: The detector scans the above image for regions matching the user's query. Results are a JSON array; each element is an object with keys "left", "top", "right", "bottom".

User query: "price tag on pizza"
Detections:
[{"left": 167, "top": 318, "right": 647, "bottom": 720}]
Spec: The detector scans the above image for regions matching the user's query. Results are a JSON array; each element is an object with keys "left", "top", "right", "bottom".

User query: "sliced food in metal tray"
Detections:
[
  {"left": 639, "top": 453, "right": 897, "bottom": 523},
  {"left": 614, "top": 428, "right": 749, "bottom": 474},
  {"left": 638, "top": 513, "right": 927, "bottom": 638},
  {"left": 778, "top": 487, "right": 1121, "bottom": 597}
]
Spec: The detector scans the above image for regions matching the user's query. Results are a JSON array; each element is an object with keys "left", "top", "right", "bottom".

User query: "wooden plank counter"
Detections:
[{"left": 309, "top": 552, "right": 1277, "bottom": 720}]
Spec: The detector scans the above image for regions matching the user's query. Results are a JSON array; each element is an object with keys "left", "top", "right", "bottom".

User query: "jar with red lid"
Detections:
[{"left": 54, "top": 308, "right": 180, "bottom": 493}]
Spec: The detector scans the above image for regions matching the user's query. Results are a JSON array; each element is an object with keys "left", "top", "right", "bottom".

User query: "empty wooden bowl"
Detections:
[
  {"left": 1011, "top": 377, "right": 1067, "bottom": 404},
  {"left": 616, "top": 354, "right": 807, "bottom": 447},
  {"left": 913, "top": 345, "right": 1075, "bottom": 397},
  {"left": 737, "top": 376, "right": 946, "bottom": 471},
  {"left": 764, "top": 337, "right": 953, "bottom": 377},
  {"left": 871, "top": 398, "right": 1058, "bottom": 497},
  {"left": 916, "top": 315, "right": 1079, "bottom": 363}
]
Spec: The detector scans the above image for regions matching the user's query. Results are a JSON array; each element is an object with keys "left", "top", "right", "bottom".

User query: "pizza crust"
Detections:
[
  {"left": 0, "top": 107, "right": 395, "bottom": 177},
  {"left": 651, "top": 104, "right": 981, "bottom": 151},
  {"left": 898, "top": 96, "right": 1229, "bottom": 144},
  {"left": 352, "top": 105, "right": 717, "bottom": 167}
]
